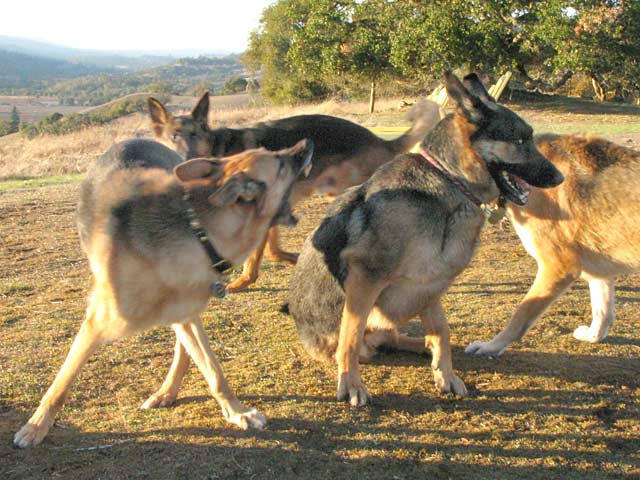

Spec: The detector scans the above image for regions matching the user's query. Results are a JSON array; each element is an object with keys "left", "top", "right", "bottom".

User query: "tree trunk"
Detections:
[
  {"left": 369, "top": 81, "right": 376, "bottom": 114},
  {"left": 591, "top": 77, "right": 606, "bottom": 102}
]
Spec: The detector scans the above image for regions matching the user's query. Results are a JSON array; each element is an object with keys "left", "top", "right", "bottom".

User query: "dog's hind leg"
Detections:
[
  {"left": 14, "top": 296, "right": 113, "bottom": 448},
  {"left": 265, "top": 226, "right": 298, "bottom": 264},
  {"left": 419, "top": 301, "right": 467, "bottom": 396},
  {"left": 466, "top": 263, "right": 578, "bottom": 357},
  {"left": 361, "top": 327, "right": 426, "bottom": 362},
  {"left": 362, "top": 310, "right": 427, "bottom": 360},
  {"left": 573, "top": 278, "right": 615, "bottom": 343},
  {"left": 172, "top": 319, "right": 266, "bottom": 429},
  {"left": 141, "top": 336, "right": 190, "bottom": 409},
  {"left": 389, "top": 331, "right": 427, "bottom": 355}
]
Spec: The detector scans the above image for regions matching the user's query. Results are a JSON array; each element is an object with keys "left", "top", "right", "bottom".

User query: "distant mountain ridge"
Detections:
[
  {"left": 0, "top": 49, "right": 112, "bottom": 90},
  {"left": 0, "top": 36, "right": 235, "bottom": 70}
]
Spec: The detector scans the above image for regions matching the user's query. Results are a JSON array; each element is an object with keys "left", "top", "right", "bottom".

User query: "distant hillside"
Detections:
[
  {"left": 0, "top": 36, "right": 234, "bottom": 68},
  {"left": 0, "top": 36, "right": 249, "bottom": 105},
  {"left": 0, "top": 49, "right": 110, "bottom": 92},
  {"left": 30, "top": 55, "right": 247, "bottom": 105}
]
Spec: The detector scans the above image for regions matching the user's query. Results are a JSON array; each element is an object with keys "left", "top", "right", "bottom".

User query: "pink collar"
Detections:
[{"left": 418, "top": 147, "right": 483, "bottom": 207}]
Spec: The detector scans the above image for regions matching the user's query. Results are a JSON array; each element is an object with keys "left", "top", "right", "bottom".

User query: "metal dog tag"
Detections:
[
  {"left": 487, "top": 206, "right": 506, "bottom": 224},
  {"left": 209, "top": 281, "right": 227, "bottom": 299}
]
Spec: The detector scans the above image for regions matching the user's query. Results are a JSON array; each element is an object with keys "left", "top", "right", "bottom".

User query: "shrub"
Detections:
[{"left": 20, "top": 93, "right": 170, "bottom": 138}]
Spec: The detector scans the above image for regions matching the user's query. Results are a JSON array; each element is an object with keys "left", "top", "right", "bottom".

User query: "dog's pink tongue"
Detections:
[{"left": 513, "top": 174, "right": 530, "bottom": 192}]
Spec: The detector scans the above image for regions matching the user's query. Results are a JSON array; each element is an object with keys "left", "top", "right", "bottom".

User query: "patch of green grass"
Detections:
[
  {"left": 0, "top": 280, "right": 34, "bottom": 296},
  {"left": 0, "top": 174, "right": 82, "bottom": 192}
]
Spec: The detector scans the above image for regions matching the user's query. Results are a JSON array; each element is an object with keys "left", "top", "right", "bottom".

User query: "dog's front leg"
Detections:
[
  {"left": 335, "top": 264, "right": 386, "bottom": 407},
  {"left": 141, "top": 336, "right": 190, "bottom": 409},
  {"left": 172, "top": 319, "right": 266, "bottom": 429},
  {"left": 420, "top": 300, "right": 467, "bottom": 396},
  {"left": 466, "top": 264, "right": 578, "bottom": 356}
]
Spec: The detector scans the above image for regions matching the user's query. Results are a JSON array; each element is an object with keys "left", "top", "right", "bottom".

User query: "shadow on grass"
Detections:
[
  {"left": 3, "top": 414, "right": 634, "bottom": 480},
  {"left": 363, "top": 346, "right": 640, "bottom": 388},
  {"left": 507, "top": 95, "right": 640, "bottom": 117},
  {"left": 450, "top": 281, "right": 640, "bottom": 302}
]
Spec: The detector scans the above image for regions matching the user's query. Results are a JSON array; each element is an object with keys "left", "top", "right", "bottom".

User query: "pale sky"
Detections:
[{"left": 3, "top": 0, "right": 276, "bottom": 53}]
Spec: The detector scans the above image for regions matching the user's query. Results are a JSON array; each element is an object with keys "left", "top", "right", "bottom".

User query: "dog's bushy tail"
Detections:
[{"left": 387, "top": 99, "right": 440, "bottom": 154}]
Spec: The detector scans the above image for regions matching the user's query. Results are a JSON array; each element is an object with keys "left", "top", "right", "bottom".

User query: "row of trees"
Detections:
[
  {"left": 0, "top": 107, "right": 20, "bottom": 136},
  {"left": 243, "top": 0, "right": 640, "bottom": 104}
]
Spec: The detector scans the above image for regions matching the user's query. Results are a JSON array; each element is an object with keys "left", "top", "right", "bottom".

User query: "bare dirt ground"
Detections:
[{"left": 0, "top": 178, "right": 638, "bottom": 479}]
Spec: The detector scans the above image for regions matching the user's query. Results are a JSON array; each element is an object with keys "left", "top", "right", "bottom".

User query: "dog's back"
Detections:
[
  {"left": 77, "top": 139, "right": 183, "bottom": 251},
  {"left": 253, "top": 103, "right": 436, "bottom": 180},
  {"left": 520, "top": 134, "right": 640, "bottom": 273}
]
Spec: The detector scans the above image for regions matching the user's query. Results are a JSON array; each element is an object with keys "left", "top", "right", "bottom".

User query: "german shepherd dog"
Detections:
[
  {"left": 286, "top": 73, "right": 563, "bottom": 406},
  {"left": 148, "top": 94, "right": 439, "bottom": 291},
  {"left": 466, "top": 134, "right": 640, "bottom": 356},
  {"left": 14, "top": 138, "right": 313, "bottom": 447}
]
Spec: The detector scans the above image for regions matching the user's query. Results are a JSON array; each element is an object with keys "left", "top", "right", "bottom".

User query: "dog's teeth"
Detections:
[{"left": 303, "top": 163, "right": 312, "bottom": 177}]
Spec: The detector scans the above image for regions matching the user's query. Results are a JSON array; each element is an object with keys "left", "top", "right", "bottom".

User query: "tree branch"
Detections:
[{"left": 517, "top": 65, "right": 574, "bottom": 92}]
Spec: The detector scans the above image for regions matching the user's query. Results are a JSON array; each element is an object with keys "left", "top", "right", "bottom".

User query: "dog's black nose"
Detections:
[{"left": 551, "top": 170, "right": 565, "bottom": 187}]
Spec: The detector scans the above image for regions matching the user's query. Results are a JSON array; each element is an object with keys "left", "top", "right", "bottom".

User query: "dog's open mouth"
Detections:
[{"left": 489, "top": 165, "right": 531, "bottom": 206}]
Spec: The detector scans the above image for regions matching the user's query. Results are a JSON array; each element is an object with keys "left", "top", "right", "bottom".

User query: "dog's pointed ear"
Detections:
[
  {"left": 208, "top": 172, "right": 266, "bottom": 210},
  {"left": 462, "top": 73, "right": 497, "bottom": 108},
  {"left": 173, "top": 158, "right": 224, "bottom": 182},
  {"left": 444, "top": 72, "right": 489, "bottom": 125},
  {"left": 278, "top": 138, "right": 315, "bottom": 169},
  {"left": 191, "top": 92, "right": 210, "bottom": 126},
  {"left": 148, "top": 97, "right": 174, "bottom": 138}
]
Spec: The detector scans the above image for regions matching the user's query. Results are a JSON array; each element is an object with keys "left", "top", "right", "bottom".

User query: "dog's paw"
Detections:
[
  {"left": 225, "top": 406, "right": 267, "bottom": 430},
  {"left": 225, "top": 275, "right": 256, "bottom": 293},
  {"left": 140, "top": 391, "right": 177, "bottom": 409},
  {"left": 337, "top": 372, "right": 371, "bottom": 407},
  {"left": 14, "top": 421, "right": 51, "bottom": 448},
  {"left": 465, "top": 340, "right": 506, "bottom": 357},
  {"left": 434, "top": 370, "right": 468, "bottom": 397},
  {"left": 265, "top": 250, "right": 299, "bottom": 265},
  {"left": 573, "top": 325, "right": 608, "bottom": 343}
]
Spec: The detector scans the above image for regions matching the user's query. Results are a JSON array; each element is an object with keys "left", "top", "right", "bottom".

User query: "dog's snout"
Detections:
[
  {"left": 536, "top": 159, "right": 564, "bottom": 188},
  {"left": 550, "top": 170, "right": 564, "bottom": 187}
]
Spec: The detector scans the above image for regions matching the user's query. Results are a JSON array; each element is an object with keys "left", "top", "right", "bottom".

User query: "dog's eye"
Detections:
[{"left": 516, "top": 138, "right": 524, "bottom": 145}]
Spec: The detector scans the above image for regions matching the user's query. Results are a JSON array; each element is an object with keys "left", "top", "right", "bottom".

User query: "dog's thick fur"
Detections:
[
  {"left": 14, "top": 138, "right": 313, "bottom": 447},
  {"left": 287, "top": 73, "right": 563, "bottom": 406},
  {"left": 148, "top": 94, "right": 439, "bottom": 291},
  {"left": 466, "top": 134, "right": 640, "bottom": 356}
]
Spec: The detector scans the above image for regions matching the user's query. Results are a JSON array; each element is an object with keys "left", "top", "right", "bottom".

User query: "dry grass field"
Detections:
[
  {"left": 0, "top": 96, "right": 86, "bottom": 124},
  {"left": 0, "top": 96, "right": 639, "bottom": 479}
]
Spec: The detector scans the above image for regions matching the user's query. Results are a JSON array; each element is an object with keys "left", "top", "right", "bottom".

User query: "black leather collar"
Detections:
[{"left": 183, "top": 191, "right": 233, "bottom": 274}]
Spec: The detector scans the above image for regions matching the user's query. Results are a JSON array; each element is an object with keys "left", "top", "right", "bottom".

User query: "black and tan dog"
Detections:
[
  {"left": 286, "top": 73, "right": 564, "bottom": 406},
  {"left": 14, "top": 138, "right": 313, "bottom": 447},
  {"left": 466, "top": 134, "right": 640, "bottom": 356},
  {"left": 148, "top": 94, "right": 439, "bottom": 291}
]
